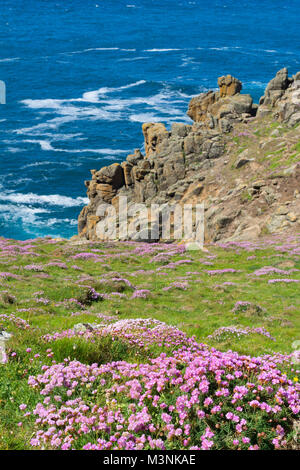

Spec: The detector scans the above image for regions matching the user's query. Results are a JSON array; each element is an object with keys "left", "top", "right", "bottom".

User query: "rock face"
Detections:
[
  {"left": 78, "top": 69, "right": 300, "bottom": 242},
  {"left": 258, "top": 68, "right": 300, "bottom": 125},
  {"left": 218, "top": 75, "right": 242, "bottom": 97},
  {"left": 187, "top": 74, "right": 255, "bottom": 133}
]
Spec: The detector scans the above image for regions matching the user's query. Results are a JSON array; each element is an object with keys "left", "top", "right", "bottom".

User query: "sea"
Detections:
[{"left": 0, "top": 0, "right": 299, "bottom": 240}]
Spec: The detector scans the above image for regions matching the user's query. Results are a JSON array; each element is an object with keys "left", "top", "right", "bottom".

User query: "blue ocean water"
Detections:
[{"left": 0, "top": 0, "right": 299, "bottom": 240}]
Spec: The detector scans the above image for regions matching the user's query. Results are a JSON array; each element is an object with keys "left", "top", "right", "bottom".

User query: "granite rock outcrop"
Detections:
[{"left": 78, "top": 69, "right": 300, "bottom": 243}]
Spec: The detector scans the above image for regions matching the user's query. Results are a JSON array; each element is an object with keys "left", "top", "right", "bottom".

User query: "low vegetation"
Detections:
[{"left": 0, "top": 234, "right": 299, "bottom": 450}]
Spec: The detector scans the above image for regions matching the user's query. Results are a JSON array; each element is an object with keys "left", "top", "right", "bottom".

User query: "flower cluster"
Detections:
[
  {"left": 25, "top": 344, "right": 299, "bottom": 450},
  {"left": 268, "top": 279, "right": 299, "bottom": 284},
  {"left": 206, "top": 269, "right": 239, "bottom": 275},
  {"left": 0, "top": 313, "right": 30, "bottom": 330},
  {"left": 208, "top": 325, "right": 275, "bottom": 341},
  {"left": 42, "top": 318, "right": 197, "bottom": 351}
]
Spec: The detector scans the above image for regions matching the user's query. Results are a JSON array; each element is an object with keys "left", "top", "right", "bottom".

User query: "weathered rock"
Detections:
[
  {"left": 171, "top": 122, "right": 192, "bottom": 138},
  {"left": 187, "top": 74, "right": 255, "bottom": 131},
  {"left": 121, "top": 161, "right": 133, "bottom": 187},
  {"left": 96, "top": 183, "right": 116, "bottom": 202},
  {"left": 287, "top": 212, "right": 297, "bottom": 222},
  {"left": 258, "top": 68, "right": 300, "bottom": 126},
  {"left": 235, "top": 149, "right": 252, "bottom": 168},
  {"left": 226, "top": 94, "right": 253, "bottom": 115},
  {"left": 187, "top": 91, "right": 217, "bottom": 123},
  {"left": 142, "top": 123, "right": 169, "bottom": 157},
  {"left": 288, "top": 112, "right": 300, "bottom": 126},
  {"left": 218, "top": 75, "right": 242, "bottom": 98},
  {"left": 275, "top": 205, "right": 289, "bottom": 215},
  {"left": 96, "top": 163, "right": 124, "bottom": 188},
  {"left": 260, "top": 68, "right": 289, "bottom": 106},
  {"left": 219, "top": 118, "right": 232, "bottom": 133},
  {"left": 78, "top": 68, "right": 300, "bottom": 243},
  {"left": 230, "top": 224, "right": 261, "bottom": 241},
  {"left": 126, "top": 149, "right": 144, "bottom": 165}
]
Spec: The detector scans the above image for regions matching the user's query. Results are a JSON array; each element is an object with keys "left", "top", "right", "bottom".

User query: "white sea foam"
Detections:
[
  {"left": 244, "top": 80, "right": 267, "bottom": 88},
  {"left": 129, "top": 113, "right": 163, "bottom": 123},
  {"left": 24, "top": 139, "right": 54, "bottom": 151},
  {"left": 144, "top": 49, "right": 183, "bottom": 52},
  {"left": 16, "top": 106, "right": 119, "bottom": 134},
  {"left": 0, "top": 192, "right": 88, "bottom": 207},
  {"left": 118, "top": 57, "right": 149, "bottom": 62},
  {"left": 23, "top": 139, "right": 127, "bottom": 155},
  {"left": 208, "top": 46, "right": 241, "bottom": 51},
  {"left": 102, "top": 88, "right": 191, "bottom": 116},
  {"left": 17, "top": 80, "right": 192, "bottom": 137},
  {"left": 81, "top": 80, "right": 146, "bottom": 102},
  {"left": 21, "top": 98, "right": 64, "bottom": 109},
  {"left": 0, "top": 57, "right": 20, "bottom": 63},
  {"left": 41, "top": 217, "right": 78, "bottom": 227},
  {"left": 61, "top": 47, "right": 120, "bottom": 55},
  {"left": 15, "top": 116, "right": 76, "bottom": 134},
  {"left": 180, "top": 56, "right": 198, "bottom": 67},
  {"left": 21, "top": 161, "right": 73, "bottom": 169},
  {"left": 0, "top": 204, "right": 78, "bottom": 230},
  {"left": 6, "top": 147, "right": 23, "bottom": 153},
  {"left": 0, "top": 204, "right": 49, "bottom": 225}
]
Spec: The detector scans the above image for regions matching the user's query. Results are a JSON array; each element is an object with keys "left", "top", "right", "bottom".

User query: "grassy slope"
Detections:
[{"left": 0, "top": 235, "right": 299, "bottom": 449}]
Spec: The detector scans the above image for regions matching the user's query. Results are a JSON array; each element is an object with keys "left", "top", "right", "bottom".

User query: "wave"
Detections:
[
  {"left": 0, "top": 192, "right": 89, "bottom": 207},
  {"left": 118, "top": 57, "right": 149, "bottom": 62},
  {"left": 0, "top": 203, "right": 77, "bottom": 229},
  {"left": 21, "top": 161, "right": 76, "bottom": 169},
  {"left": 0, "top": 57, "right": 20, "bottom": 62},
  {"left": 24, "top": 139, "right": 53, "bottom": 151},
  {"left": 81, "top": 80, "right": 147, "bottom": 101},
  {"left": 61, "top": 47, "right": 120, "bottom": 55},
  {"left": 21, "top": 98, "right": 64, "bottom": 109},
  {"left": 144, "top": 49, "right": 185, "bottom": 52},
  {"left": 130, "top": 113, "right": 191, "bottom": 125},
  {"left": 22, "top": 139, "right": 128, "bottom": 156},
  {"left": 17, "top": 81, "right": 149, "bottom": 133},
  {"left": 244, "top": 80, "right": 268, "bottom": 88},
  {"left": 6, "top": 147, "right": 24, "bottom": 153},
  {"left": 40, "top": 217, "right": 78, "bottom": 227},
  {"left": 15, "top": 116, "right": 76, "bottom": 134},
  {"left": 15, "top": 109, "right": 119, "bottom": 134},
  {"left": 17, "top": 81, "right": 193, "bottom": 137},
  {"left": 0, "top": 204, "right": 49, "bottom": 225},
  {"left": 129, "top": 113, "right": 164, "bottom": 123}
]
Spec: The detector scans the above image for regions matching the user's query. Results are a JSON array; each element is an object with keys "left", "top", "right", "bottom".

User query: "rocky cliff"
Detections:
[{"left": 78, "top": 68, "right": 300, "bottom": 242}]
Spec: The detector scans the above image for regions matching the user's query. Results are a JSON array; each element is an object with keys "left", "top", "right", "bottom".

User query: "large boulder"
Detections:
[
  {"left": 121, "top": 161, "right": 133, "bottom": 187},
  {"left": 142, "top": 123, "right": 169, "bottom": 157},
  {"left": 260, "top": 68, "right": 290, "bottom": 106},
  {"left": 217, "top": 75, "right": 242, "bottom": 97},
  {"left": 187, "top": 74, "right": 255, "bottom": 130},
  {"left": 258, "top": 68, "right": 300, "bottom": 125},
  {"left": 187, "top": 91, "right": 217, "bottom": 122},
  {"left": 96, "top": 163, "right": 125, "bottom": 188}
]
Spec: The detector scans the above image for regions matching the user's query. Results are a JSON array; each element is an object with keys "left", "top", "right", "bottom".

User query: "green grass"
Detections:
[{"left": 0, "top": 236, "right": 299, "bottom": 448}]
